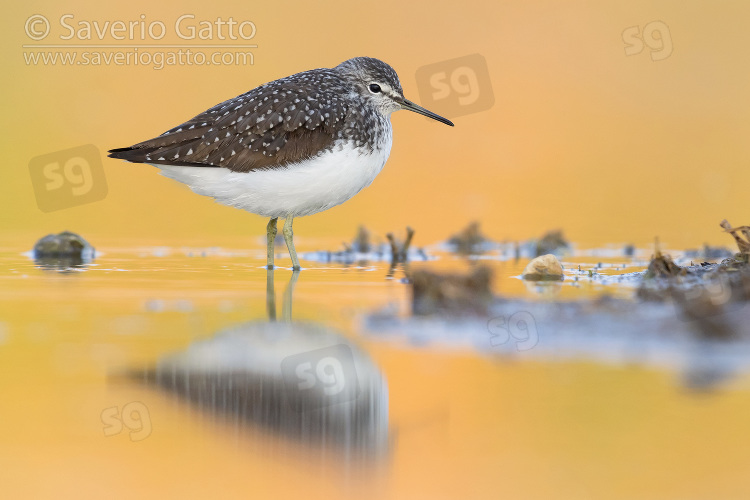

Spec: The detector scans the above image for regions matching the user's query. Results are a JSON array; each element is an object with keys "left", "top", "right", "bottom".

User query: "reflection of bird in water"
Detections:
[
  {"left": 266, "top": 268, "right": 299, "bottom": 322},
  {"left": 134, "top": 270, "right": 389, "bottom": 459}
]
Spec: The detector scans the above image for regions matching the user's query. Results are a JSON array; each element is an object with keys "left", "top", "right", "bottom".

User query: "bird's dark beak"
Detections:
[{"left": 401, "top": 98, "right": 454, "bottom": 126}]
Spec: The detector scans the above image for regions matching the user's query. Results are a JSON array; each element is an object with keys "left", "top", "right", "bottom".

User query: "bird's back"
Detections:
[{"left": 109, "top": 67, "right": 359, "bottom": 173}]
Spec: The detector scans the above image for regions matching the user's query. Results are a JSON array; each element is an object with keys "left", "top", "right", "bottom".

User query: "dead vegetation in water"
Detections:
[
  {"left": 534, "top": 230, "right": 570, "bottom": 257},
  {"left": 502, "top": 229, "right": 571, "bottom": 259},
  {"left": 387, "top": 227, "right": 415, "bottom": 264},
  {"left": 304, "top": 225, "right": 428, "bottom": 265},
  {"left": 643, "top": 239, "right": 684, "bottom": 279},
  {"left": 410, "top": 265, "right": 493, "bottom": 316},
  {"left": 637, "top": 220, "right": 750, "bottom": 338},
  {"left": 640, "top": 222, "right": 750, "bottom": 289},
  {"left": 342, "top": 225, "right": 372, "bottom": 254},
  {"left": 361, "top": 220, "right": 750, "bottom": 390},
  {"left": 446, "top": 222, "right": 492, "bottom": 255},
  {"left": 720, "top": 219, "right": 750, "bottom": 255},
  {"left": 442, "top": 225, "right": 570, "bottom": 259}
]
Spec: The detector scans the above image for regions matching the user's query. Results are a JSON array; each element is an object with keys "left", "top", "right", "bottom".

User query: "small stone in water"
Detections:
[
  {"left": 522, "top": 254, "right": 564, "bottom": 281},
  {"left": 33, "top": 231, "right": 94, "bottom": 259}
]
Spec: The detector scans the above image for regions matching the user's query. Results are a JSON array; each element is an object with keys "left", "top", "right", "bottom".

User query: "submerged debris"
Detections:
[
  {"left": 446, "top": 222, "right": 492, "bottom": 255},
  {"left": 32, "top": 230, "right": 95, "bottom": 270},
  {"left": 534, "top": 230, "right": 570, "bottom": 257},
  {"left": 522, "top": 254, "right": 564, "bottom": 281},
  {"left": 411, "top": 266, "right": 493, "bottom": 316}
]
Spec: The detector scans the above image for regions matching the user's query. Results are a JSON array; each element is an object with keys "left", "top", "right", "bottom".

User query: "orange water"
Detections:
[
  {"left": 2, "top": 239, "right": 749, "bottom": 499},
  {"left": 5, "top": 1, "right": 750, "bottom": 497}
]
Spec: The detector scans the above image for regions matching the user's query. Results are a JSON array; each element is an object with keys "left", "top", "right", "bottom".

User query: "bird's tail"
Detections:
[{"left": 107, "top": 146, "right": 161, "bottom": 163}]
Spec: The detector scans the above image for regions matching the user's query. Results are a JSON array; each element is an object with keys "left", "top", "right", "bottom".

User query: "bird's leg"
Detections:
[
  {"left": 266, "top": 217, "right": 278, "bottom": 269},
  {"left": 282, "top": 269, "right": 300, "bottom": 321},
  {"left": 266, "top": 268, "right": 276, "bottom": 321},
  {"left": 282, "top": 216, "right": 301, "bottom": 271}
]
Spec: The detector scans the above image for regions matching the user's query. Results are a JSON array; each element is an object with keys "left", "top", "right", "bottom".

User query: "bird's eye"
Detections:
[{"left": 369, "top": 83, "right": 382, "bottom": 94}]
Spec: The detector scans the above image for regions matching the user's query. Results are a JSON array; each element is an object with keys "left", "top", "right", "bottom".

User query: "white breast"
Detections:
[{"left": 155, "top": 132, "right": 393, "bottom": 219}]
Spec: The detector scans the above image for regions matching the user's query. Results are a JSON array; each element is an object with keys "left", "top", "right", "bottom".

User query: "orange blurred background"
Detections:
[
  {"left": 3, "top": 0, "right": 749, "bottom": 250},
  {"left": 4, "top": 4, "right": 750, "bottom": 498}
]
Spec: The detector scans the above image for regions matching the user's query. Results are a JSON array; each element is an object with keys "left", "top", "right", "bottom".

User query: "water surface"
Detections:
[{"left": 1, "top": 239, "right": 749, "bottom": 499}]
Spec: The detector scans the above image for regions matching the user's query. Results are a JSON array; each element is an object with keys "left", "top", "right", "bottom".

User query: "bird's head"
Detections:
[{"left": 335, "top": 57, "right": 454, "bottom": 126}]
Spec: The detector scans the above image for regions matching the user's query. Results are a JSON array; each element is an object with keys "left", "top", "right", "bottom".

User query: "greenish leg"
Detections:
[
  {"left": 266, "top": 217, "right": 278, "bottom": 270},
  {"left": 282, "top": 270, "right": 300, "bottom": 321},
  {"left": 266, "top": 268, "right": 276, "bottom": 321},
  {"left": 282, "top": 216, "right": 301, "bottom": 271}
]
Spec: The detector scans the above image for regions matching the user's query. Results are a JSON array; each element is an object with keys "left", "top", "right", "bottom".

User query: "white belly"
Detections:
[{"left": 155, "top": 137, "right": 392, "bottom": 218}]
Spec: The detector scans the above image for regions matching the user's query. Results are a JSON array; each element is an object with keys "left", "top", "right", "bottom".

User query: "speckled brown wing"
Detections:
[{"left": 108, "top": 69, "right": 350, "bottom": 173}]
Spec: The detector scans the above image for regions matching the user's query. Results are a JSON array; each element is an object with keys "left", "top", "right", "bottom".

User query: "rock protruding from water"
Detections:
[
  {"left": 411, "top": 266, "right": 493, "bottom": 316},
  {"left": 33, "top": 231, "right": 93, "bottom": 258},
  {"left": 522, "top": 254, "right": 564, "bottom": 281},
  {"left": 32, "top": 231, "right": 95, "bottom": 269}
]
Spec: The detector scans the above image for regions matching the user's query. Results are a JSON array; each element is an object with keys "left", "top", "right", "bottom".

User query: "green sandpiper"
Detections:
[{"left": 109, "top": 57, "right": 453, "bottom": 270}]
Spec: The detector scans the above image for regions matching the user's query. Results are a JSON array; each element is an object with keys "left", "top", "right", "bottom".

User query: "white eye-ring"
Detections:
[{"left": 368, "top": 83, "right": 382, "bottom": 94}]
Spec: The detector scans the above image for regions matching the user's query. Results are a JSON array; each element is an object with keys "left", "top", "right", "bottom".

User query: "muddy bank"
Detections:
[{"left": 363, "top": 221, "right": 750, "bottom": 389}]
